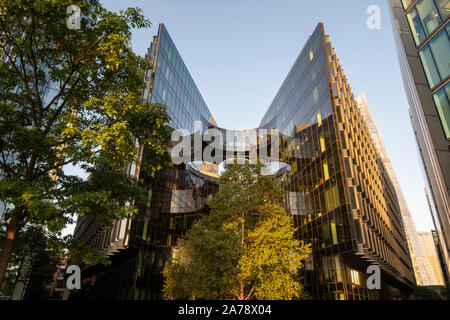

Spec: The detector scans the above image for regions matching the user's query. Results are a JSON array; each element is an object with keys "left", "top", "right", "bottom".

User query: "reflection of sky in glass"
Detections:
[
  {"left": 149, "top": 25, "right": 213, "bottom": 134},
  {"left": 260, "top": 26, "right": 331, "bottom": 137}
]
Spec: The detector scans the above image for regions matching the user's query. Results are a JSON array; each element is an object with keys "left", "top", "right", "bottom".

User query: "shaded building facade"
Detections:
[
  {"left": 388, "top": 0, "right": 450, "bottom": 281},
  {"left": 418, "top": 231, "right": 445, "bottom": 285},
  {"left": 431, "top": 229, "right": 450, "bottom": 283},
  {"left": 73, "top": 23, "right": 415, "bottom": 300},
  {"left": 259, "top": 24, "right": 415, "bottom": 299}
]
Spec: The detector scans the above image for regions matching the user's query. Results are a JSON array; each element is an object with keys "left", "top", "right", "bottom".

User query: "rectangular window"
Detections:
[
  {"left": 313, "top": 86, "right": 319, "bottom": 104},
  {"left": 419, "top": 45, "right": 442, "bottom": 88},
  {"left": 323, "top": 161, "right": 329, "bottom": 180},
  {"left": 407, "top": 7, "right": 427, "bottom": 45},
  {"left": 428, "top": 28, "right": 450, "bottom": 81},
  {"left": 334, "top": 256, "right": 342, "bottom": 281},
  {"left": 416, "top": 0, "right": 442, "bottom": 35},
  {"left": 331, "top": 220, "right": 338, "bottom": 245},
  {"left": 435, "top": 0, "right": 450, "bottom": 19},
  {"left": 330, "top": 62, "right": 335, "bottom": 77},
  {"left": 332, "top": 83, "right": 339, "bottom": 98},
  {"left": 162, "top": 87, "right": 167, "bottom": 102},
  {"left": 325, "top": 184, "right": 340, "bottom": 212},
  {"left": 433, "top": 82, "right": 450, "bottom": 139},
  {"left": 167, "top": 46, "right": 173, "bottom": 61},
  {"left": 320, "top": 135, "right": 326, "bottom": 153},
  {"left": 142, "top": 220, "right": 148, "bottom": 240},
  {"left": 323, "top": 223, "right": 331, "bottom": 246},
  {"left": 351, "top": 269, "right": 360, "bottom": 285}
]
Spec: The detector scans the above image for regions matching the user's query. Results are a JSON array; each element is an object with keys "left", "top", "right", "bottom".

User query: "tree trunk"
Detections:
[
  {"left": 239, "top": 280, "right": 245, "bottom": 300},
  {"left": 0, "top": 207, "right": 24, "bottom": 287},
  {"left": 238, "top": 209, "right": 245, "bottom": 300}
]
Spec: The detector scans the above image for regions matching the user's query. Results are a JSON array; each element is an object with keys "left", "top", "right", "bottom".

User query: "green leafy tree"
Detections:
[
  {"left": 0, "top": 0, "right": 172, "bottom": 286},
  {"left": 440, "top": 285, "right": 450, "bottom": 300},
  {"left": 0, "top": 221, "right": 63, "bottom": 298},
  {"left": 162, "top": 161, "right": 312, "bottom": 300},
  {"left": 414, "top": 286, "right": 443, "bottom": 300}
]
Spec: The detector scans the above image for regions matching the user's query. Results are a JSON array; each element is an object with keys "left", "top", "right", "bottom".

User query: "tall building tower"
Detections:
[
  {"left": 72, "top": 24, "right": 218, "bottom": 300},
  {"left": 431, "top": 229, "right": 450, "bottom": 283},
  {"left": 388, "top": 0, "right": 450, "bottom": 280},
  {"left": 356, "top": 94, "right": 430, "bottom": 285},
  {"left": 418, "top": 232, "right": 445, "bottom": 285},
  {"left": 260, "top": 23, "right": 415, "bottom": 299}
]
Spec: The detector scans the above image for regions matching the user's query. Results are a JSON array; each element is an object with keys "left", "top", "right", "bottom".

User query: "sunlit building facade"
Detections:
[
  {"left": 389, "top": 0, "right": 450, "bottom": 282},
  {"left": 418, "top": 231, "right": 445, "bottom": 285},
  {"left": 72, "top": 24, "right": 219, "bottom": 300},
  {"left": 73, "top": 23, "right": 415, "bottom": 300},
  {"left": 259, "top": 24, "right": 415, "bottom": 299},
  {"left": 356, "top": 94, "right": 432, "bottom": 286}
]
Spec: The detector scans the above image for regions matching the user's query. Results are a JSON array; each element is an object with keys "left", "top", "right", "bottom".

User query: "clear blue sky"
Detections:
[{"left": 86, "top": 0, "right": 434, "bottom": 232}]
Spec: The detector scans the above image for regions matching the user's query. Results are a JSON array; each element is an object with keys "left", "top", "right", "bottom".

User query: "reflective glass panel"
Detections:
[
  {"left": 416, "top": 0, "right": 442, "bottom": 35},
  {"left": 435, "top": 0, "right": 450, "bottom": 19},
  {"left": 432, "top": 82, "right": 450, "bottom": 139},
  {"left": 428, "top": 27, "right": 450, "bottom": 81},
  {"left": 419, "top": 45, "right": 441, "bottom": 88},
  {"left": 407, "top": 8, "right": 427, "bottom": 45}
]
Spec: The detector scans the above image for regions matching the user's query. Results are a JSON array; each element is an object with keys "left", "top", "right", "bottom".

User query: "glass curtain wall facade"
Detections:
[
  {"left": 73, "top": 23, "right": 416, "bottom": 300},
  {"left": 356, "top": 94, "right": 431, "bottom": 286},
  {"left": 260, "top": 23, "right": 415, "bottom": 299},
  {"left": 418, "top": 231, "right": 445, "bottom": 284},
  {"left": 389, "top": 0, "right": 450, "bottom": 281}
]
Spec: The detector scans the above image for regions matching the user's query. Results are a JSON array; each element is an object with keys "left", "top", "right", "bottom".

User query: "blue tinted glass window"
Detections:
[
  {"left": 435, "top": 0, "right": 450, "bottom": 19},
  {"left": 416, "top": 0, "right": 442, "bottom": 35},
  {"left": 428, "top": 27, "right": 450, "bottom": 81},
  {"left": 432, "top": 82, "right": 450, "bottom": 139},
  {"left": 407, "top": 8, "right": 427, "bottom": 45},
  {"left": 419, "top": 44, "right": 442, "bottom": 88}
]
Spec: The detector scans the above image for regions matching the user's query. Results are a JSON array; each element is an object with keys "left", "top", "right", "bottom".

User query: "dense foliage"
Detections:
[
  {"left": 163, "top": 162, "right": 311, "bottom": 300},
  {"left": 0, "top": 0, "right": 171, "bottom": 286}
]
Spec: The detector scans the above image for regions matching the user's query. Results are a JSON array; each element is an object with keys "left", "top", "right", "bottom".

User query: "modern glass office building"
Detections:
[
  {"left": 389, "top": 0, "right": 450, "bottom": 282},
  {"left": 259, "top": 24, "right": 414, "bottom": 299},
  {"left": 418, "top": 231, "right": 445, "bottom": 284},
  {"left": 73, "top": 23, "right": 416, "bottom": 300}
]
